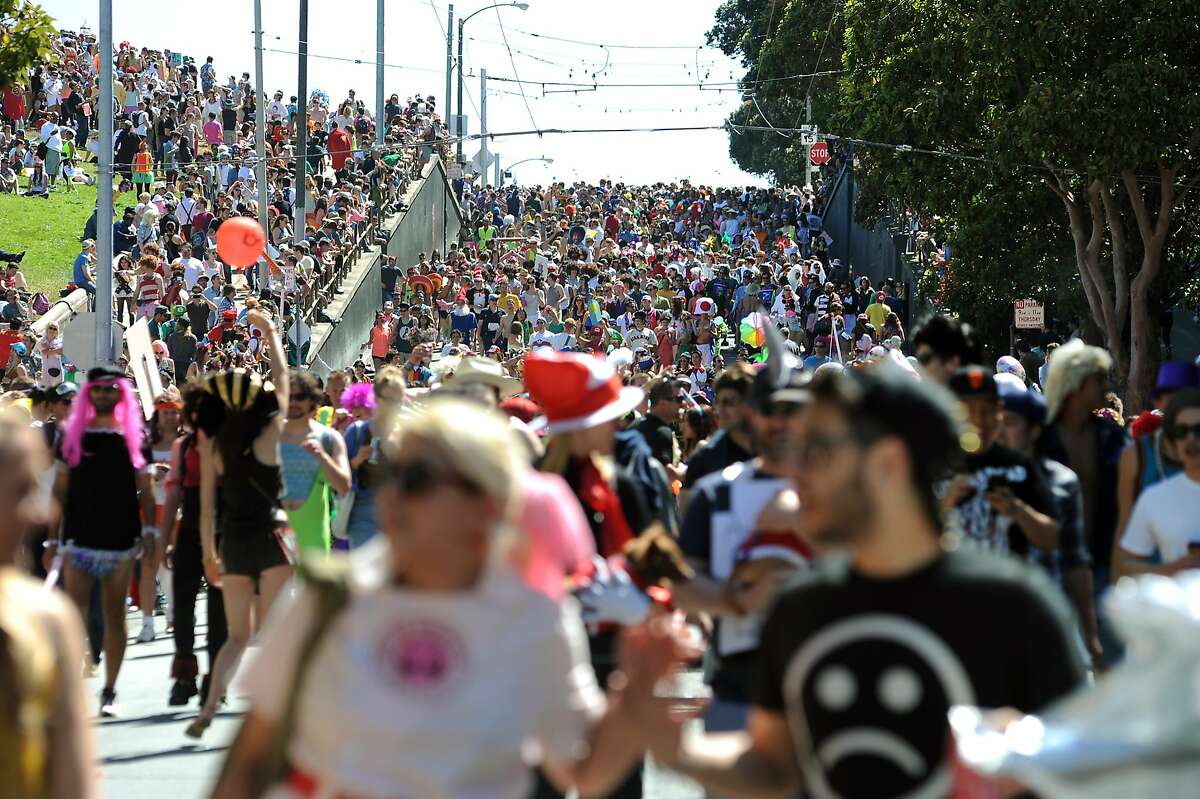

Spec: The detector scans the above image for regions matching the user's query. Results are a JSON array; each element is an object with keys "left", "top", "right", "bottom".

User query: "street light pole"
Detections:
[
  {"left": 479, "top": 68, "right": 488, "bottom": 181},
  {"left": 253, "top": 0, "right": 270, "bottom": 286},
  {"left": 293, "top": 0, "right": 309, "bottom": 245},
  {"left": 95, "top": 0, "right": 113, "bottom": 366},
  {"left": 501, "top": 156, "right": 553, "bottom": 185},
  {"left": 444, "top": 4, "right": 454, "bottom": 144},
  {"left": 375, "top": 0, "right": 385, "bottom": 148},
  {"left": 455, "top": 2, "right": 529, "bottom": 165}
]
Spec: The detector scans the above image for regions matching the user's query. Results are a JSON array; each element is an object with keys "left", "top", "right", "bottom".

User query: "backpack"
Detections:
[
  {"left": 30, "top": 293, "right": 51, "bottom": 316},
  {"left": 249, "top": 560, "right": 352, "bottom": 797},
  {"left": 190, "top": 226, "right": 207, "bottom": 254}
]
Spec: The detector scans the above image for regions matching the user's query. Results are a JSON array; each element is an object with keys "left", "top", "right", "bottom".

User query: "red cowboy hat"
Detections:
[{"left": 523, "top": 350, "right": 644, "bottom": 434}]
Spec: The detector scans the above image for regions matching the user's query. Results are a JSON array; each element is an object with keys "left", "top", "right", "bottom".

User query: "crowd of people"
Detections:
[
  {"left": 2, "top": 24, "right": 1200, "bottom": 799},
  {"left": 3, "top": 146, "right": 1200, "bottom": 796},
  {"left": 2, "top": 26, "right": 455, "bottom": 394}
]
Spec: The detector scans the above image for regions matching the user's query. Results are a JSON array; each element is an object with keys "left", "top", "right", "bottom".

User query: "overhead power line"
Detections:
[{"left": 479, "top": 70, "right": 845, "bottom": 90}]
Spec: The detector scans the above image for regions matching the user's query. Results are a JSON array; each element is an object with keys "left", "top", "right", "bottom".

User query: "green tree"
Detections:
[
  {"left": 712, "top": 0, "right": 1200, "bottom": 409},
  {"left": 0, "top": 0, "right": 55, "bottom": 90}
]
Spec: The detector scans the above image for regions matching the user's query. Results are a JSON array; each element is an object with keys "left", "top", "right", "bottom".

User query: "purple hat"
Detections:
[{"left": 1153, "top": 362, "right": 1200, "bottom": 398}]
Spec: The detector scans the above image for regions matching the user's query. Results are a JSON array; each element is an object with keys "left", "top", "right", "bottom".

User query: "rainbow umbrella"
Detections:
[{"left": 740, "top": 312, "right": 768, "bottom": 349}]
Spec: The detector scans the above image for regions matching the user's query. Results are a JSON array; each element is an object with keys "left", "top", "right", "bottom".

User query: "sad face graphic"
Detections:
[{"left": 783, "top": 614, "right": 977, "bottom": 799}]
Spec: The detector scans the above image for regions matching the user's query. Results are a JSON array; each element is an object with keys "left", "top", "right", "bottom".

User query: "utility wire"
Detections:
[
  {"left": 493, "top": 5, "right": 539, "bottom": 133},
  {"left": 479, "top": 70, "right": 845, "bottom": 90}
]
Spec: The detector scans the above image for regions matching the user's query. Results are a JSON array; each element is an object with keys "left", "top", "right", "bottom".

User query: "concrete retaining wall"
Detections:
[{"left": 305, "top": 158, "right": 462, "bottom": 378}]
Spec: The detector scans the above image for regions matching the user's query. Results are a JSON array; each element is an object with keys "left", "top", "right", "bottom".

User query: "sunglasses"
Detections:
[
  {"left": 89, "top": 384, "right": 120, "bottom": 394},
  {"left": 388, "top": 458, "right": 480, "bottom": 496},
  {"left": 1167, "top": 423, "right": 1200, "bottom": 441}
]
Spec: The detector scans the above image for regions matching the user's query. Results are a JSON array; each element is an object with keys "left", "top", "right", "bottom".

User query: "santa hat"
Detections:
[
  {"left": 734, "top": 531, "right": 812, "bottom": 569},
  {"left": 523, "top": 350, "right": 644, "bottom": 434}
]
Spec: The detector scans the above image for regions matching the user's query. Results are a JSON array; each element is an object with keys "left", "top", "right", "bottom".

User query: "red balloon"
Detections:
[{"left": 215, "top": 216, "right": 266, "bottom": 269}]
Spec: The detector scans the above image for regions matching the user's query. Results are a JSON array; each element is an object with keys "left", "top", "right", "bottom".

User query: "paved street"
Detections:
[{"left": 92, "top": 602, "right": 704, "bottom": 798}]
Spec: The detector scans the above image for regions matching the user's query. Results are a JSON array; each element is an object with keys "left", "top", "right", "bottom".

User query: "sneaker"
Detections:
[
  {"left": 82, "top": 657, "right": 97, "bottom": 679},
  {"left": 136, "top": 619, "right": 155, "bottom": 643},
  {"left": 99, "top": 689, "right": 118, "bottom": 718}
]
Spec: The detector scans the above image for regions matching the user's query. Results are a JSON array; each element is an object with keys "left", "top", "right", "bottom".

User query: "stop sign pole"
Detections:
[{"left": 802, "top": 125, "right": 816, "bottom": 190}]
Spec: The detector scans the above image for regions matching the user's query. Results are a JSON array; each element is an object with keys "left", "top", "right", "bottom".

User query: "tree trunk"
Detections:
[
  {"left": 1044, "top": 172, "right": 1129, "bottom": 389},
  {"left": 1122, "top": 167, "right": 1179, "bottom": 412}
]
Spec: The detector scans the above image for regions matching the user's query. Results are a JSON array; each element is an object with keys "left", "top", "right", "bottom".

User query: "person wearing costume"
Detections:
[
  {"left": 187, "top": 310, "right": 291, "bottom": 738},
  {"left": 52, "top": 365, "right": 158, "bottom": 718}
]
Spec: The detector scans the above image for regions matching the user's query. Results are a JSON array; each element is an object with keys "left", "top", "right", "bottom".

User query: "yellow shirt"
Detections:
[{"left": 866, "top": 301, "right": 890, "bottom": 330}]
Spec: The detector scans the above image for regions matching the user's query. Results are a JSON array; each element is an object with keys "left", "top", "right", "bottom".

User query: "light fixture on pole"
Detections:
[
  {"left": 455, "top": 2, "right": 529, "bottom": 164},
  {"left": 499, "top": 156, "right": 553, "bottom": 184}
]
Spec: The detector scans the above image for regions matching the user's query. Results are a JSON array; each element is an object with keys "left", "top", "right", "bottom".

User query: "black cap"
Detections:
[
  {"left": 812, "top": 363, "right": 966, "bottom": 479},
  {"left": 751, "top": 310, "right": 811, "bottom": 409},
  {"left": 87, "top": 365, "right": 125, "bottom": 382},
  {"left": 949, "top": 365, "right": 998, "bottom": 399}
]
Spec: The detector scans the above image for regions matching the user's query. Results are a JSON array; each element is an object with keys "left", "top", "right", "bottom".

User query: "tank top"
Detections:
[
  {"left": 136, "top": 273, "right": 161, "bottom": 305},
  {"left": 218, "top": 447, "right": 283, "bottom": 540},
  {"left": 61, "top": 430, "right": 141, "bottom": 550}
]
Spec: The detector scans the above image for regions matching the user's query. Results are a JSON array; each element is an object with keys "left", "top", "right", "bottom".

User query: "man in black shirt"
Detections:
[
  {"left": 629, "top": 378, "right": 686, "bottom": 467},
  {"left": 682, "top": 363, "right": 755, "bottom": 498},
  {"left": 942, "top": 366, "right": 1058, "bottom": 557},
  {"left": 380, "top": 256, "right": 399, "bottom": 303},
  {"left": 476, "top": 295, "right": 504, "bottom": 352},
  {"left": 632, "top": 365, "right": 1085, "bottom": 799},
  {"left": 391, "top": 303, "right": 417, "bottom": 356}
]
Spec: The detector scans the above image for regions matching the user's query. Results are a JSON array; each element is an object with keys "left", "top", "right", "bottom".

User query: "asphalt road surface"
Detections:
[{"left": 91, "top": 601, "right": 705, "bottom": 798}]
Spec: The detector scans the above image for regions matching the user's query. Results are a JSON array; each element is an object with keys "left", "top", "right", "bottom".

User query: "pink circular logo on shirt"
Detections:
[{"left": 375, "top": 620, "right": 465, "bottom": 695}]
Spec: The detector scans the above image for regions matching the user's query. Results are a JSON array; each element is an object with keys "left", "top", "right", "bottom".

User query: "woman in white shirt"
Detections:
[{"left": 212, "top": 398, "right": 675, "bottom": 799}]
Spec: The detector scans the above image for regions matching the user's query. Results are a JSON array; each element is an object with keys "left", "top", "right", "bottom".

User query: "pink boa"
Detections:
[{"left": 61, "top": 379, "right": 147, "bottom": 470}]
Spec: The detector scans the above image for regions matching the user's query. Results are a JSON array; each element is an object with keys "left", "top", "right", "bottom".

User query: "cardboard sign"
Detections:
[{"left": 124, "top": 318, "right": 163, "bottom": 420}]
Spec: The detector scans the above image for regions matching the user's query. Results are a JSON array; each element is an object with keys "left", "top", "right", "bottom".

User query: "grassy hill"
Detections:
[{"left": 0, "top": 166, "right": 103, "bottom": 294}]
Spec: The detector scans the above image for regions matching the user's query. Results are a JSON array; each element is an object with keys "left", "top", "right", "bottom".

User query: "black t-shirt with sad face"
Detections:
[{"left": 756, "top": 548, "right": 1084, "bottom": 799}]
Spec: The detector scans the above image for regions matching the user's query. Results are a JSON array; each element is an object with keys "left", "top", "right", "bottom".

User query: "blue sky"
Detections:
[{"left": 39, "top": 0, "right": 767, "bottom": 186}]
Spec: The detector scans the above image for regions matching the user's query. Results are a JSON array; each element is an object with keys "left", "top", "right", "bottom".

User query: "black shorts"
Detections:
[{"left": 220, "top": 523, "right": 289, "bottom": 580}]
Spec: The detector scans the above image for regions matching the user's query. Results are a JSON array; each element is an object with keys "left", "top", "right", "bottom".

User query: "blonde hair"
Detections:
[
  {"left": 384, "top": 397, "right": 525, "bottom": 522},
  {"left": 1043, "top": 339, "right": 1112, "bottom": 420}
]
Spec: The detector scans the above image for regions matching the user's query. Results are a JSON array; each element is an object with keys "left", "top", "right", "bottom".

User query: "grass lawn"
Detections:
[{"left": 0, "top": 166, "right": 106, "bottom": 294}]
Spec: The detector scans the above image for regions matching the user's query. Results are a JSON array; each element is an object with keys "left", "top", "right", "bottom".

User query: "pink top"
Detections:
[{"left": 511, "top": 471, "right": 595, "bottom": 600}]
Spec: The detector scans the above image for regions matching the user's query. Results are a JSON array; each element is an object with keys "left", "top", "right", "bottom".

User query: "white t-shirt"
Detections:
[
  {"left": 245, "top": 541, "right": 604, "bottom": 799},
  {"left": 1119, "top": 472, "right": 1200, "bottom": 562},
  {"left": 177, "top": 256, "right": 203, "bottom": 289}
]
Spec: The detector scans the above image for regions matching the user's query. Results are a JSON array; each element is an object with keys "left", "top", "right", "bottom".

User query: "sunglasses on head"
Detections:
[{"left": 388, "top": 458, "right": 480, "bottom": 496}]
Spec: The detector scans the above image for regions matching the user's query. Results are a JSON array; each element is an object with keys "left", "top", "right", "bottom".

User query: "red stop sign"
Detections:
[{"left": 810, "top": 141, "right": 830, "bottom": 165}]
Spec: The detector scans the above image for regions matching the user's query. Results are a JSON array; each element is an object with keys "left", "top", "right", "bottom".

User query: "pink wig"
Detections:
[
  {"left": 340, "top": 382, "right": 376, "bottom": 414},
  {"left": 61, "top": 378, "right": 147, "bottom": 470}
]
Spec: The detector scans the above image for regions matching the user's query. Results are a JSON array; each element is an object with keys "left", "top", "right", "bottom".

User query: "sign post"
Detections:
[
  {"left": 801, "top": 125, "right": 815, "bottom": 190},
  {"left": 1014, "top": 299, "right": 1045, "bottom": 330}
]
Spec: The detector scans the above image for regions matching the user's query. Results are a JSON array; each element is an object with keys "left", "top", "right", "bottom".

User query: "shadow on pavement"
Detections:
[
  {"left": 103, "top": 745, "right": 230, "bottom": 765},
  {"left": 96, "top": 709, "right": 242, "bottom": 727}
]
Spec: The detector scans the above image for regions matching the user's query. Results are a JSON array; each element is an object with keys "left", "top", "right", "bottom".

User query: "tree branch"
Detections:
[
  {"left": 1099, "top": 181, "right": 1130, "bottom": 334},
  {"left": 1122, "top": 169, "right": 1154, "bottom": 243}
]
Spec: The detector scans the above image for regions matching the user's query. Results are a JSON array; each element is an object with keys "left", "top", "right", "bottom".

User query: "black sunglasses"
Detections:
[
  {"left": 1167, "top": 423, "right": 1200, "bottom": 441},
  {"left": 388, "top": 458, "right": 480, "bottom": 496}
]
